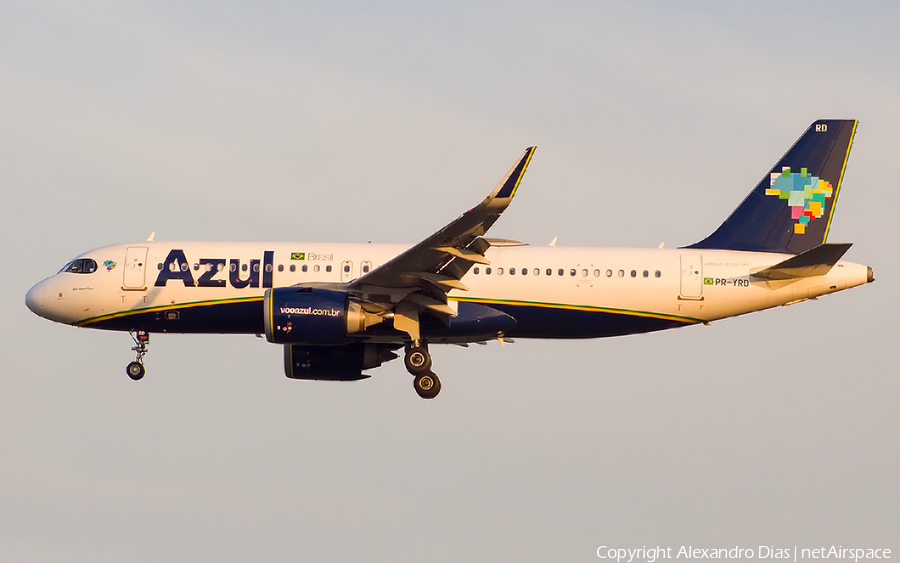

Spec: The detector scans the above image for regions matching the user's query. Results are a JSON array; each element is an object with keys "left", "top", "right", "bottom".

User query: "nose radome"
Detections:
[{"left": 25, "top": 281, "right": 46, "bottom": 316}]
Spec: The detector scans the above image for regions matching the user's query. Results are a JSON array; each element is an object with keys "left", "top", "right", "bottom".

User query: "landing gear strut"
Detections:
[
  {"left": 127, "top": 330, "right": 149, "bottom": 381},
  {"left": 405, "top": 342, "right": 441, "bottom": 399}
]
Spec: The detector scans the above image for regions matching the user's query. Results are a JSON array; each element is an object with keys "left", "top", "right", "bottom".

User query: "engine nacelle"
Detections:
[
  {"left": 284, "top": 343, "right": 399, "bottom": 381},
  {"left": 263, "top": 287, "right": 381, "bottom": 345}
]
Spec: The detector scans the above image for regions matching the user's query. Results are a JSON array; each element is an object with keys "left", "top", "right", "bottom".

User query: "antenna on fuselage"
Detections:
[{"left": 147, "top": 231, "right": 156, "bottom": 242}]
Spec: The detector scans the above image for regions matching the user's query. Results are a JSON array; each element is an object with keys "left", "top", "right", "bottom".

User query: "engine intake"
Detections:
[{"left": 263, "top": 287, "right": 382, "bottom": 345}]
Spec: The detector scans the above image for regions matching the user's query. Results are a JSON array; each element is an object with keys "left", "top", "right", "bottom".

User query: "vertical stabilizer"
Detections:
[{"left": 688, "top": 119, "right": 857, "bottom": 254}]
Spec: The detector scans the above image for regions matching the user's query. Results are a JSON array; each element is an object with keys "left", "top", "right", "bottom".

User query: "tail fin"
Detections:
[{"left": 688, "top": 119, "right": 858, "bottom": 254}]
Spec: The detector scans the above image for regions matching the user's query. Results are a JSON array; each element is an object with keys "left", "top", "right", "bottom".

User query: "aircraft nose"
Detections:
[{"left": 25, "top": 281, "right": 46, "bottom": 316}]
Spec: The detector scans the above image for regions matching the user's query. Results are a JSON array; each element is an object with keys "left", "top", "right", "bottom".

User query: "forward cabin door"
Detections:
[
  {"left": 679, "top": 254, "right": 703, "bottom": 300},
  {"left": 123, "top": 246, "right": 149, "bottom": 290}
]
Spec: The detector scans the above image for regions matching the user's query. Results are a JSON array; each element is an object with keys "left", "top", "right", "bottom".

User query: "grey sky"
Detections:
[{"left": 2, "top": 1, "right": 897, "bottom": 561}]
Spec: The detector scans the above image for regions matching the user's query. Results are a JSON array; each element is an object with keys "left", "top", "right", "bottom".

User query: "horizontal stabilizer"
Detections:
[{"left": 751, "top": 243, "right": 852, "bottom": 280}]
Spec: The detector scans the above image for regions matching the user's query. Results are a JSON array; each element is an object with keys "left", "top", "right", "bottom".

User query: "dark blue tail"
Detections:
[{"left": 688, "top": 119, "right": 857, "bottom": 254}]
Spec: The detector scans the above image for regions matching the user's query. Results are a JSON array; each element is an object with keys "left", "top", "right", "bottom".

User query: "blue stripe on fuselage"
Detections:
[{"left": 83, "top": 299, "right": 693, "bottom": 339}]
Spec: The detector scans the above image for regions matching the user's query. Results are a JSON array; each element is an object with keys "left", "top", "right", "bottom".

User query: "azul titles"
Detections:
[{"left": 155, "top": 250, "right": 275, "bottom": 289}]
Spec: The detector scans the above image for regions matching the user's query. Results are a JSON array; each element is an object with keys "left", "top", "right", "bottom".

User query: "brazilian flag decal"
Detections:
[
  {"left": 291, "top": 252, "right": 305, "bottom": 260},
  {"left": 703, "top": 278, "right": 714, "bottom": 285}
]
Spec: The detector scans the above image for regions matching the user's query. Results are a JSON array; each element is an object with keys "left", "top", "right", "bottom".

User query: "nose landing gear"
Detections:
[
  {"left": 126, "top": 330, "right": 149, "bottom": 381},
  {"left": 405, "top": 342, "right": 441, "bottom": 399}
]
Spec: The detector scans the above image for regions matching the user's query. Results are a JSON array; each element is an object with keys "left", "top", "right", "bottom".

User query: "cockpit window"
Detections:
[{"left": 61, "top": 258, "right": 98, "bottom": 274}]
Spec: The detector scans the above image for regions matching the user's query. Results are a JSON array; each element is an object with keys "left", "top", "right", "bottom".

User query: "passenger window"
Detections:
[
  {"left": 593, "top": 269, "right": 600, "bottom": 277},
  {"left": 631, "top": 270, "right": 637, "bottom": 277},
  {"left": 522, "top": 268, "right": 527, "bottom": 275},
  {"left": 326, "top": 265, "right": 332, "bottom": 273},
  {"left": 558, "top": 269, "right": 563, "bottom": 276},
  {"left": 473, "top": 267, "right": 480, "bottom": 274},
  {"left": 265, "top": 264, "right": 273, "bottom": 273},
  {"left": 278, "top": 264, "right": 284, "bottom": 272},
  {"left": 253, "top": 263, "right": 260, "bottom": 273},
  {"left": 510, "top": 268, "right": 516, "bottom": 275},
  {"left": 655, "top": 270, "right": 661, "bottom": 278},
  {"left": 570, "top": 269, "right": 576, "bottom": 276},
  {"left": 545, "top": 268, "right": 551, "bottom": 276},
  {"left": 643, "top": 270, "right": 649, "bottom": 278},
  {"left": 290, "top": 265, "right": 296, "bottom": 272},
  {"left": 314, "top": 265, "right": 320, "bottom": 273},
  {"left": 363, "top": 265, "right": 370, "bottom": 273},
  {"left": 302, "top": 265, "right": 308, "bottom": 272},
  {"left": 181, "top": 263, "right": 189, "bottom": 272},
  {"left": 618, "top": 270, "right": 624, "bottom": 277},
  {"left": 193, "top": 263, "right": 199, "bottom": 271},
  {"left": 157, "top": 263, "right": 163, "bottom": 270},
  {"left": 486, "top": 267, "right": 492, "bottom": 275},
  {"left": 498, "top": 268, "right": 504, "bottom": 275},
  {"left": 241, "top": 263, "right": 248, "bottom": 272},
  {"left": 217, "top": 263, "right": 224, "bottom": 271},
  {"left": 343, "top": 264, "right": 350, "bottom": 273},
  {"left": 581, "top": 269, "right": 588, "bottom": 277},
  {"left": 606, "top": 269, "right": 612, "bottom": 277}
]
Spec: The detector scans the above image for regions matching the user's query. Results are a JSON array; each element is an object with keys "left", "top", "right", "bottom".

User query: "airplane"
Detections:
[{"left": 25, "top": 119, "right": 873, "bottom": 399}]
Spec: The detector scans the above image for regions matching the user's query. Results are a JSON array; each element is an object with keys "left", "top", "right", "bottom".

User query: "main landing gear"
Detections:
[
  {"left": 126, "top": 330, "right": 149, "bottom": 381},
  {"left": 405, "top": 342, "right": 441, "bottom": 399}
]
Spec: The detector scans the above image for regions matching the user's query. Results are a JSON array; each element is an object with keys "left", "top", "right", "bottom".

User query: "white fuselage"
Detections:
[{"left": 25, "top": 240, "right": 871, "bottom": 338}]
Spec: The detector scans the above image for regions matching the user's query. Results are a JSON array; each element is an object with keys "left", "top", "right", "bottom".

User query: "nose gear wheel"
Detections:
[{"left": 126, "top": 330, "right": 149, "bottom": 381}]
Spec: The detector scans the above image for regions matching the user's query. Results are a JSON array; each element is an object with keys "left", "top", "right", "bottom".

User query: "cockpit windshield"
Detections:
[{"left": 60, "top": 258, "right": 98, "bottom": 274}]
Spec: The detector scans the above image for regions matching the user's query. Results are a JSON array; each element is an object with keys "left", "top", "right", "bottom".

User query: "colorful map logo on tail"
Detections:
[{"left": 765, "top": 167, "right": 833, "bottom": 234}]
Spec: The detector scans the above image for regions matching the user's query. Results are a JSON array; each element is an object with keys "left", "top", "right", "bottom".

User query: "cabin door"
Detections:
[
  {"left": 679, "top": 254, "right": 704, "bottom": 299},
  {"left": 123, "top": 246, "right": 149, "bottom": 290}
]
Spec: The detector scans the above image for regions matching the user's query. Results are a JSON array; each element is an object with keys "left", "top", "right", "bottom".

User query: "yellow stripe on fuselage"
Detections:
[
  {"left": 452, "top": 296, "right": 703, "bottom": 324},
  {"left": 76, "top": 296, "right": 264, "bottom": 327}
]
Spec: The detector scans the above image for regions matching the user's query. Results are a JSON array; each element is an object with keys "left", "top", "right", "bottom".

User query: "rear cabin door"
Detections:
[
  {"left": 679, "top": 254, "right": 703, "bottom": 299},
  {"left": 123, "top": 246, "right": 149, "bottom": 290}
]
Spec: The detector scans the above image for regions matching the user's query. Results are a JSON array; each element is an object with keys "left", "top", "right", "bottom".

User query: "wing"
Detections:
[{"left": 347, "top": 146, "right": 536, "bottom": 341}]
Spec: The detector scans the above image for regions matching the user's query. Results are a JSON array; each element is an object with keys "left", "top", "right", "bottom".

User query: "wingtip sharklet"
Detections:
[{"left": 492, "top": 146, "right": 536, "bottom": 200}]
